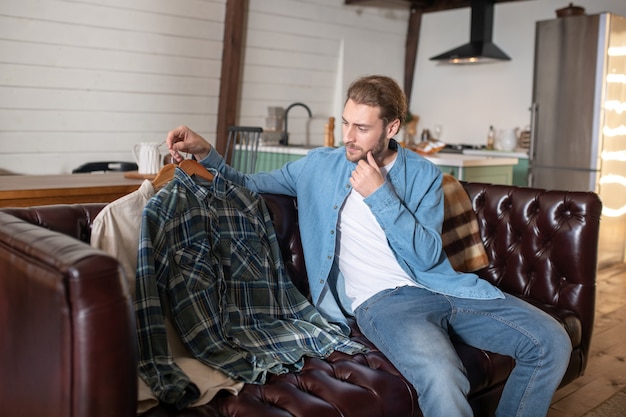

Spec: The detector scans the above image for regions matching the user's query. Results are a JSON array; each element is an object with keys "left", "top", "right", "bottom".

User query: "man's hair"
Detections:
[{"left": 345, "top": 75, "right": 408, "bottom": 127}]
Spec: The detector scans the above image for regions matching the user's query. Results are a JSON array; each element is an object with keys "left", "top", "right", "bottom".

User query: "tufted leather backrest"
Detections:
[
  {"left": 462, "top": 182, "right": 602, "bottom": 376},
  {"left": 0, "top": 187, "right": 602, "bottom": 335},
  {"left": 260, "top": 194, "right": 310, "bottom": 299},
  {"left": 0, "top": 186, "right": 602, "bottom": 323},
  {"left": 0, "top": 203, "right": 106, "bottom": 242}
]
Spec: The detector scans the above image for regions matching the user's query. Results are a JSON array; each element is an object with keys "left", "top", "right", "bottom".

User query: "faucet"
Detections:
[{"left": 281, "top": 102, "right": 312, "bottom": 145}]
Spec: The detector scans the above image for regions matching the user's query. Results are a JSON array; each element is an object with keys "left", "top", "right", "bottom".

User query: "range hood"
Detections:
[{"left": 430, "top": 0, "right": 510, "bottom": 64}]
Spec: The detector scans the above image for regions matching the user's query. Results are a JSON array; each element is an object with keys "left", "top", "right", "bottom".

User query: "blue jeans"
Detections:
[{"left": 354, "top": 286, "right": 571, "bottom": 417}]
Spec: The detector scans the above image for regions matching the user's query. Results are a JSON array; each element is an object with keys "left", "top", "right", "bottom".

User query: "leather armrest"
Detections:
[{"left": 0, "top": 210, "right": 137, "bottom": 417}]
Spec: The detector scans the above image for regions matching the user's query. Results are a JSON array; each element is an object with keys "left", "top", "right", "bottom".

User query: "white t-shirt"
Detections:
[{"left": 335, "top": 159, "right": 419, "bottom": 311}]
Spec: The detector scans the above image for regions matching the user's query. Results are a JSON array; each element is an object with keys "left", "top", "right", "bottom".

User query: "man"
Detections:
[{"left": 166, "top": 75, "right": 571, "bottom": 417}]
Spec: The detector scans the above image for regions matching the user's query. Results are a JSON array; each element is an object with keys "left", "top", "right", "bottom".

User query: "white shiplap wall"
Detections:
[
  {"left": 0, "top": 0, "right": 226, "bottom": 175},
  {"left": 0, "top": 0, "right": 409, "bottom": 174},
  {"left": 241, "top": 0, "right": 408, "bottom": 146},
  {"left": 3, "top": 0, "right": 626, "bottom": 175}
]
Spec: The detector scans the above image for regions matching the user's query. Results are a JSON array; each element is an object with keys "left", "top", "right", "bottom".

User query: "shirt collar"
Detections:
[{"left": 173, "top": 166, "right": 225, "bottom": 201}]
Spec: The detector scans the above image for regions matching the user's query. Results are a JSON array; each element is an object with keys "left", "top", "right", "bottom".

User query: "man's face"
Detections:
[{"left": 341, "top": 99, "right": 397, "bottom": 165}]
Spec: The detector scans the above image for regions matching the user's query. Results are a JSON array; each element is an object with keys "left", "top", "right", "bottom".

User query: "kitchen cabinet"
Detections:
[
  {"left": 434, "top": 164, "right": 515, "bottom": 185},
  {"left": 462, "top": 149, "right": 529, "bottom": 186},
  {"left": 255, "top": 151, "right": 305, "bottom": 172},
  {"left": 424, "top": 154, "right": 519, "bottom": 185},
  {"left": 249, "top": 146, "right": 519, "bottom": 187},
  {"left": 245, "top": 145, "right": 311, "bottom": 172}
]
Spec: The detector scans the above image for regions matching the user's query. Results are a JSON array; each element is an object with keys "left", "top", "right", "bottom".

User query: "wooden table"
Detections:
[{"left": 0, "top": 172, "right": 145, "bottom": 208}]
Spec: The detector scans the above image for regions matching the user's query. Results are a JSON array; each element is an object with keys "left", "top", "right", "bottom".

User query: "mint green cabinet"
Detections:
[
  {"left": 436, "top": 165, "right": 514, "bottom": 185},
  {"left": 457, "top": 151, "right": 528, "bottom": 186},
  {"left": 229, "top": 150, "right": 306, "bottom": 173},
  {"left": 511, "top": 158, "right": 529, "bottom": 187},
  {"left": 249, "top": 150, "right": 524, "bottom": 187},
  {"left": 254, "top": 151, "right": 305, "bottom": 172}
]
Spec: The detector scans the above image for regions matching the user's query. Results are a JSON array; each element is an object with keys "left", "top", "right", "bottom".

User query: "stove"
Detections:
[{"left": 438, "top": 144, "right": 487, "bottom": 154}]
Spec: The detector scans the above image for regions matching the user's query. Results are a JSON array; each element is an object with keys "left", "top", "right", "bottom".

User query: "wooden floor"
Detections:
[{"left": 547, "top": 262, "right": 626, "bottom": 417}]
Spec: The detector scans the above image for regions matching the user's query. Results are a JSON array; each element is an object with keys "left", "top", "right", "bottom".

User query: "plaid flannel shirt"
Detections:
[{"left": 134, "top": 168, "right": 365, "bottom": 409}]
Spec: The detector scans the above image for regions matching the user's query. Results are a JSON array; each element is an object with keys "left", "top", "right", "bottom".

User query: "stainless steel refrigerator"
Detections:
[{"left": 529, "top": 12, "right": 626, "bottom": 266}]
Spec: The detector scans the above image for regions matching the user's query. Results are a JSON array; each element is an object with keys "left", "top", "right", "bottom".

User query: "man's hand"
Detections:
[
  {"left": 166, "top": 125, "right": 212, "bottom": 163},
  {"left": 349, "top": 152, "right": 385, "bottom": 197}
]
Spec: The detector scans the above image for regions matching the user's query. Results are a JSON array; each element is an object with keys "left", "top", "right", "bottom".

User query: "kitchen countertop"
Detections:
[
  {"left": 257, "top": 145, "right": 524, "bottom": 165},
  {"left": 462, "top": 149, "right": 529, "bottom": 159},
  {"left": 423, "top": 153, "right": 518, "bottom": 167},
  {"left": 258, "top": 144, "right": 317, "bottom": 156}
]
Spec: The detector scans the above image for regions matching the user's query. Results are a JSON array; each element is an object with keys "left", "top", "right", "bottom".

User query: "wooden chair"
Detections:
[{"left": 224, "top": 126, "right": 263, "bottom": 174}]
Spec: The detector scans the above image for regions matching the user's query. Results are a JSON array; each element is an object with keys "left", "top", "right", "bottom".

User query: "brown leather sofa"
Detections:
[{"left": 0, "top": 182, "right": 602, "bottom": 417}]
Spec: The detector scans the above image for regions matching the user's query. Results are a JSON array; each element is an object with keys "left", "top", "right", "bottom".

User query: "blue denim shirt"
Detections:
[{"left": 201, "top": 141, "right": 504, "bottom": 330}]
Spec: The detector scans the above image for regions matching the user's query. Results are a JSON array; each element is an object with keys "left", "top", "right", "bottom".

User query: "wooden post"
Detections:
[
  {"left": 216, "top": 0, "right": 247, "bottom": 156},
  {"left": 404, "top": 5, "right": 422, "bottom": 106}
]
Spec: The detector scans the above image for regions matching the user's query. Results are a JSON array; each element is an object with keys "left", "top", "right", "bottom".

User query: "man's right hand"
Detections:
[{"left": 166, "top": 125, "right": 212, "bottom": 163}]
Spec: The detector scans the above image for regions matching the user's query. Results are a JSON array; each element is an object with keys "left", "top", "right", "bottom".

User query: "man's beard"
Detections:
[{"left": 345, "top": 130, "right": 388, "bottom": 163}]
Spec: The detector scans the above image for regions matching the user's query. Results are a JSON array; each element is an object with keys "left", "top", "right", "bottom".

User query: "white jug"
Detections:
[
  {"left": 495, "top": 128, "right": 519, "bottom": 152},
  {"left": 133, "top": 142, "right": 162, "bottom": 175}
]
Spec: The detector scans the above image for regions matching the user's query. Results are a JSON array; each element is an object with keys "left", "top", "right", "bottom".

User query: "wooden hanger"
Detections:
[
  {"left": 151, "top": 163, "right": 177, "bottom": 190},
  {"left": 180, "top": 159, "right": 214, "bottom": 181},
  {"left": 151, "top": 159, "right": 214, "bottom": 190}
]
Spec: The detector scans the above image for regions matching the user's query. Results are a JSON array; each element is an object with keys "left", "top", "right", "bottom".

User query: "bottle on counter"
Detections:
[
  {"left": 324, "top": 117, "right": 335, "bottom": 147},
  {"left": 486, "top": 125, "right": 495, "bottom": 150}
]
